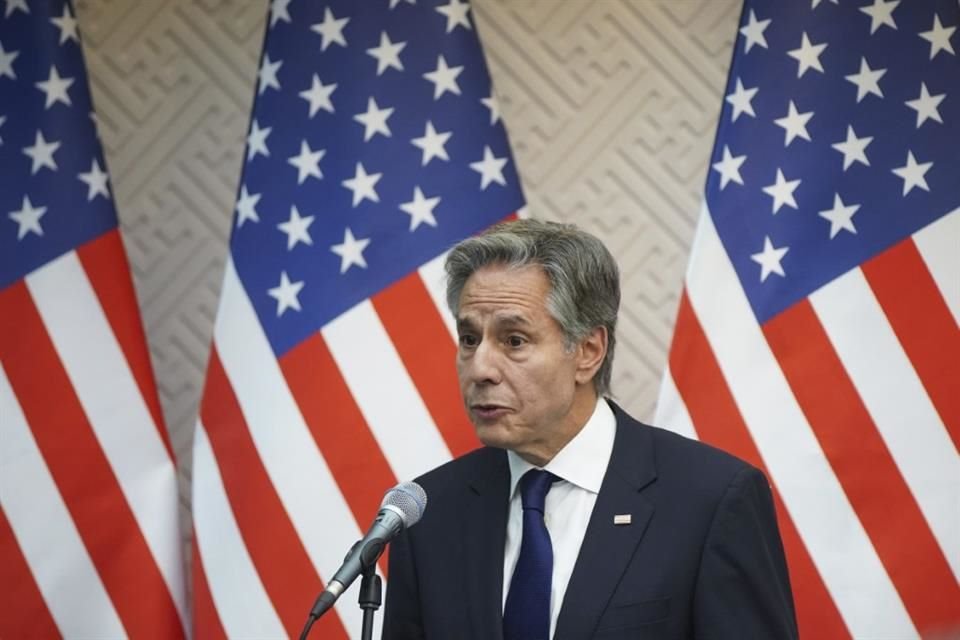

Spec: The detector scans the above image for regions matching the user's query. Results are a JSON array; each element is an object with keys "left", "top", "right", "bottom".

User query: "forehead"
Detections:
[{"left": 457, "top": 264, "right": 552, "bottom": 321}]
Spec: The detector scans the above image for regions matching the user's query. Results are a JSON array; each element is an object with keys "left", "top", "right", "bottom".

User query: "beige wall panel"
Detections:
[
  {"left": 473, "top": 0, "right": 738, "bottom": 415},
  {"left": 75, "top": 0, "right": 738, "bottom": 561}
]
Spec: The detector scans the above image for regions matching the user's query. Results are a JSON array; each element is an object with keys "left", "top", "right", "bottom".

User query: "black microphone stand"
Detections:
[
  {"left": 358, "top": 564, "right": 382, "bottom": 640},
  {"left": 299, "top": 540, "right": 384, "bottom": 640}
]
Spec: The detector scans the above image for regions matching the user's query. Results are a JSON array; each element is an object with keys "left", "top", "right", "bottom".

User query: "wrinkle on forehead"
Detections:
[{"left": 455, "top": 265, "right": 550, "bottom": 323}]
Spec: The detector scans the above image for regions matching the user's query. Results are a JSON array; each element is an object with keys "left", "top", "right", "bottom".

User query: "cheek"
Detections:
[{"left": 515, "top": 359, "right": 576, "bottom": 402}]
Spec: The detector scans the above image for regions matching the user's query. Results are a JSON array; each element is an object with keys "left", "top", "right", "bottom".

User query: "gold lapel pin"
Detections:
[{"left": 614, "top": 514, "right": 632, "bottom": 525}]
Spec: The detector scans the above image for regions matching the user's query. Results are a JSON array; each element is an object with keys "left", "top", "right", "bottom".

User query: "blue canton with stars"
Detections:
[
  {"left": 232, "top": 0, "right": 525, "bottom": 357},
  {"left": 1, "top": 0, "right": 116, "bottom": 291},
  {"left": 708, "top": 0, "right": 959, "bottom": 324}
]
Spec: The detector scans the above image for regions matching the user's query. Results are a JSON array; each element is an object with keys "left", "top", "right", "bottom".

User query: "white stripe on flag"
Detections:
[
  {"left": 653, "top": 365, "right": 698, "bottom": 440},
  {"left": 323, "top": 300, "right": 454, "bottom": 481},
  {"left": 192, "top": 421, "right": 285, "bottom": 638},
  {"left": 0, "top": 363, "right": 125, "bottom": 638},
  {"left": 811, "top": 268, "right": 960, "bottom": 580},
  {"left": 24, "top": 251, "right": 187, "bottom": 623},
  {"left": 913, "top": 207, "right": 960, "bottom": 326},
  {"left": 214, "top": 258, "right": 365, "bottom": 634},
  {"left": 685, "top": 206, "right": 916, "bottom": 638},
  {"left": 419, "top": 252, "right": 457, "bottom": 342}
]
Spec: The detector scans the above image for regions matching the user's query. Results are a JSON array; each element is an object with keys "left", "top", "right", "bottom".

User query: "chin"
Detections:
[{"left": 473, "top": 423, "right": 516, "bottom": 450}]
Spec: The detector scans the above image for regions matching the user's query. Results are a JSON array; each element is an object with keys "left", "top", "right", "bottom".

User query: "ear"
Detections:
[{"left": 574, "top": 326, "right": 607, "bottom": 386}]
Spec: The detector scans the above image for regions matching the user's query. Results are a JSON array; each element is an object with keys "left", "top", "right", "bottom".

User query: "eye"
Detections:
[
  {"left": 458, "top": 333, "right": 479, "bottom": 349},
  {"left": 506, "top": 335, "right": 527, "bottom": 348}
]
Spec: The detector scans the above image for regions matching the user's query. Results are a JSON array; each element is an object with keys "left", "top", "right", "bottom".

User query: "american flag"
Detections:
[
  {"left": 656, "top": 0, "right": 959, "bottom": 637},
  {"left": 190, "top": 0, "right": 524, "bottom": 636},
  {"left": 0, "top": 0, "right": 187, "bottom": 637}
]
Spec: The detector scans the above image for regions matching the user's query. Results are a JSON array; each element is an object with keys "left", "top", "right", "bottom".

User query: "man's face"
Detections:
[{"left": 455, "top": 264, "right": 599, "bottom": 465}]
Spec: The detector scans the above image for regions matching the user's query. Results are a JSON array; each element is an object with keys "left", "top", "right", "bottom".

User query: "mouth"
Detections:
[{"left": 469, "top": 403, "right": 511, "bottom": 420}]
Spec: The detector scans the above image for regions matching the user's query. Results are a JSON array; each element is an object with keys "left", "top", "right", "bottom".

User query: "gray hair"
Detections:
[{"left": 444, "top": 219, "right": 620, "bottom": 396}]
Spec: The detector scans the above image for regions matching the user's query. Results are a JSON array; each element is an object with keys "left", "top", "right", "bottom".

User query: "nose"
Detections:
[{"left": 461, "top": 339, "right": 502, "bottom": 387}]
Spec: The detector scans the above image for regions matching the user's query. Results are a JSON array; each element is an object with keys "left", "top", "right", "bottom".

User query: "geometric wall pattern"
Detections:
[{"left": 74, "top": 0, "right": 739, "bottom": 545}]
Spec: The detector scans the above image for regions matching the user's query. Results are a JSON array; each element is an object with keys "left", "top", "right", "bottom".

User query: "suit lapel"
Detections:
[
  {"left": 462, "top": 449, "right": 510, "bottom": 640},
  {"left": 554, "top": 404, "right": 657, "bottom": 640}
]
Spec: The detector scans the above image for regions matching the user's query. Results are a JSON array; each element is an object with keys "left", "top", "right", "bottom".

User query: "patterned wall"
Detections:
[{"left": 74, "top": 0, "right": 738, "bottom": 536}]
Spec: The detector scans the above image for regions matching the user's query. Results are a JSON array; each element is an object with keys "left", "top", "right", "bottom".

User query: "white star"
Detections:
[
  {"left": 267, "top": 271, "right": 304, "bottom": 317},
  {"left": 711, "top": 145, "right": 746, "bottom": 190},
  {"left": 299, "top": 74, "right": 336, "bottom": 117},
  {"left": 246, "top": 119, "right": 271, "bottom": 160},
  {"left": 481, "top": 94, "right": 501, "bottom": 124},
  {"left": 342, "top": 162, "right": 382, "bottom": 206},
  {"left": 4, "top": 0, "right": 28, "bottom": 17},
  {"left": 400, "top": 187, "right": 440, "bottom": 231},
  {"left": 762, "top": 169, "right": 801, "bottom": 214},
  {"left": 353, "top": 97, "right": 394, "bottom": 141},
  {"left": 831, "top": 126, "right": 872, "bottom": 170},
  {"left": 411, "top": 121, "right": 451, "bottom": 165},
  {"left": 725, "top": 78, "right": 758, "bottom": 122},
  {"left": 773, "top": 100, "right": 813, "bottom": 146},
  {"left": 845, "top": 57, "right": 885, "bottom": 102},
  {"left": 367, "top": 31, "right": 406, "bottom": 75},
  {"left": 23, "top": 130, "right": 60, "bottom": 174},
  {"left": 35, "top": 66, "right": 74, "bottom": 108},
  {"left": 739, "top": 10, "right": 770, "bottom": 53},
  {"left": 0, "top": 42, "right": 18, "bottom": 79},
  {"left": 751, "top": 236, "right": 789, "bottom": 282},
  {"left": 390, "top": 0, "right": 416, "bottom": 7},
  {"left": 859, "top": 0, "right": 899, "bottom": 34},
  {"left": 436, "top": 0, "right": 471, "bottom": 32},
  {"left": 891, "top": 151, "right": 933, "bottom": 195},
  {"left": 51, "top": 6, "right": 79, "bottom": 44},
  {"left": 919, "top": 15, "right": 956, "bottom": 60},
  {"left": 905, "top": 82, "right": 945, "bottom": 127},
  {"left": 269, "top": 0, "right": 292, "bottom": 27},
  {"left": 331, "top": 228, "right": 371, "bottom": 274},
  {"left": 257, "top": 54, "right": 282, "bottom": 95},
  {"left": 424, "top": 55, "right": 464, "bottom": 100},
  {"left": 8, "top": 196, "right": 46, "bottom": 240},
  {"left": 235, "top": 185, "right": 260, "bottom": 227},
  {"left": 277, "top": 205, "right": 314, "bottom": 250},
  {"left": 787, "top": 32, "right": 827, "bottom": 78},
  {"left": 0, "top": 115, "right": 5, "bottom": 145},
  {"left": 287, "top": 140, "right": 325, "bottom": 184},
  {"left": 812, "top": 0, "right": 838, "bottom": 8},
  {"left": 78, "top": 158, "right": 110, "bottom": 200},
  {"left": 311, "top": 7, "right": 349, "bottom": 51},
  {"left": 819, "top": 194, "right": 860, "bottom": 239},
  {"left": 469, "top": 146, "right": 508, "bottom": 189}
]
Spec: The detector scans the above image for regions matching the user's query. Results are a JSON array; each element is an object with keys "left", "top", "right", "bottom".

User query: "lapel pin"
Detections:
[{"left": 614, "top": 514, "right": 632, "bottom": 525}]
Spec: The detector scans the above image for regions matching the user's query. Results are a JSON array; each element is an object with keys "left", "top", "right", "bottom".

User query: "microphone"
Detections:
[{"left": 307, "top": 481, "right": 427, "bottom": 620}]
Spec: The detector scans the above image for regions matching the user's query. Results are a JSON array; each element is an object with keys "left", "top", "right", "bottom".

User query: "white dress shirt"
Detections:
[{"left": 502, "top": 399, "right": 617, "bottom": 639}]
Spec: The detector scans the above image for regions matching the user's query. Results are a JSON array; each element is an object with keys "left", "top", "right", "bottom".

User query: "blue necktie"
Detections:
[{"left": 503, "top": 469, "right": 559, "bottom": 640}]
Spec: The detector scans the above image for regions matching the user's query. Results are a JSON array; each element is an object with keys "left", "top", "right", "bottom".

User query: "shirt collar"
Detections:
[{"left": 507, "top": 398, "right": 617, "bottom": 499}]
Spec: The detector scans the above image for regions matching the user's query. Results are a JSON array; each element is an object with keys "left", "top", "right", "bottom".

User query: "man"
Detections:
[{"left": 382, "top": 220, "right": 798, "bottom": 639}]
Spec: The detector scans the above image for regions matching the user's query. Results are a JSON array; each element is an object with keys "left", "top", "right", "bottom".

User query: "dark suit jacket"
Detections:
[{"left": 382, "top": 401, "right": 798, "bottom": 639}]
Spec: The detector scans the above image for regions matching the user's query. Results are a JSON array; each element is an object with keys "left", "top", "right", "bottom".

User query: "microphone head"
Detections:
[{"left": 381, "top": 481, "right": 427, "bottom": 528}]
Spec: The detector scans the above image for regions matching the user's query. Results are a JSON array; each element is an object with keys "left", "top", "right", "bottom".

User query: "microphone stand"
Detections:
[
  {"left": 358, "top": 564, "right": 382, "bottom": 640},
  {"left": 299, "top": 542, "right": 383, "bottom": 640}
]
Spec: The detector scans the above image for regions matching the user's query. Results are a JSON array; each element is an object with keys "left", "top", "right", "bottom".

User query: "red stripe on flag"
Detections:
[
  {"left": 862, "top": 239, "right": 960, "bottom": 453},
  {"left": 668, "top": 291, "right": 850, "bottom": 639},
  {"left": 373, "top": 273, "right": 479, "bottom": 458},
  {"left": 76, "top": 230, "right": 174, "bottom": 460},
  {"left": 0, "top": 508, "right": 61, "bottom": 639},
  {"left": 200, "top": 348, "right": 348, "bottom": 639},
  {"left": 190, "top": 527, "right": 228, "bottom": 640},
  {"left": 0, "top": 282, "right": 184, "bottom": 639},
  {"left": 764, "top": 300, "right": 960, "bottom": 634},
  {"left": 280, "top": 333, "right": 398, "bottom": 560}
]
